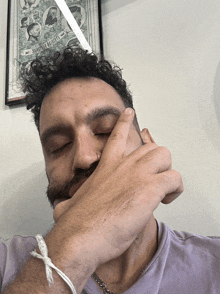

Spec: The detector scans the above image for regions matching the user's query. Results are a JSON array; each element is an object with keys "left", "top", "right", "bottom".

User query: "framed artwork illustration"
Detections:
[{"left": 5, "top": 0, "right": 103, "bottom": 106}]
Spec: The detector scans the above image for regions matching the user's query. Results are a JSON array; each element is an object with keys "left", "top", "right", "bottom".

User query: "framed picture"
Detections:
[{"left": 5, "top": 0, "right": 103, "bottom": 106}]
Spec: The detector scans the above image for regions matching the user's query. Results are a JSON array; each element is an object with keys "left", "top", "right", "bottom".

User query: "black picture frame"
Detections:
[{"left": 5, "top": 0, "right": 104, "bottom": 106}]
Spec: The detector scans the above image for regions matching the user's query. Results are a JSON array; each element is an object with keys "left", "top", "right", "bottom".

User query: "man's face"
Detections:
[
  {"left": 29, "top": 25, "right": 40, "bottom": 38},
  {"left": 39, "top": 77, "right": 144, "bottom": 210},
  {"left": 50, "top": 8, "right": 57, "bottom": 18}
]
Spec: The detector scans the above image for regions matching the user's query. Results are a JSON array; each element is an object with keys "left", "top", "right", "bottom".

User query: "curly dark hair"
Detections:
[{"left": 23, "top": 47, "right": 134, "bottom": 130}]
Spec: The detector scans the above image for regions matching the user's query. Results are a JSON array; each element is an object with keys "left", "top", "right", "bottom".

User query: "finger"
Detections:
[
  {"left": 100, "top": 108, "right": 135, "bottom": 164},
  {"left": 142, "top": 146, "right": 172, "bottom": 174},
  {"left": 154, "top": 170, "right": 184, "bottom": 202},
  {"left": 131, "top": 146, "right": 172, "bottom": 174},
  {"left": 161, "top": 191, "right": 183, "bottom": 204},
  {"left": 126, "top": 142, "right": 158, "bottom": 163}
]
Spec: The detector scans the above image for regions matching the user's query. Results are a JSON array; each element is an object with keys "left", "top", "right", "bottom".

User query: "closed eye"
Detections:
[
  {"left": 96, "top": 132, "right": 111, "bottom": 137},
  {"left": 51, "top": 142, "right": 72, "bottom": 154}
]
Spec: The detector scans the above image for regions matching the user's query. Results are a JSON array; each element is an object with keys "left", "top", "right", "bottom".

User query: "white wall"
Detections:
[
  {"left": 1, "top": 0, "right": 220, "bottom": 239},
  {"left": 0, "top": 0, "right": 53, "bottom": 239}
]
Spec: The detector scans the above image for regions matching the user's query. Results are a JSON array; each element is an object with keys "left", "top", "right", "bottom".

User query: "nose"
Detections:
[{"left": 72, "top": 134, "right": 99, "bottom": 170}]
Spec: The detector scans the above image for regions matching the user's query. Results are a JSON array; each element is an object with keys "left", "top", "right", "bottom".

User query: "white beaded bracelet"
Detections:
[{"left": 31, "top": 234, "right": 77, "bottom": 294}]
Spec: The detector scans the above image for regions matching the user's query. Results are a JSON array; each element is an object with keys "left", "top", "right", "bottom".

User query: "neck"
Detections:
[{"left": 94, "top": 216, "right": 158, "bottom": 294}]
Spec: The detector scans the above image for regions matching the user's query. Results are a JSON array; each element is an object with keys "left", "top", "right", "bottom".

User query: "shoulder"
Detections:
[
  {"left": 172, "top": 225, "right": 220, "bottom": 256},
  {"left": 154, "top": 223, "right": 220, "bottom": 291},
  {"left": 159, "top": 222, "right": 220, "bottom": 263},
  {"left": 0, "top": 235, "right": 37, "bottom": 291},
  {"left": 0, "top": 235, "right": 37, "bottom": 268},
  {"left": 0, "top": 235, "right": 37, "bottom": 256}
]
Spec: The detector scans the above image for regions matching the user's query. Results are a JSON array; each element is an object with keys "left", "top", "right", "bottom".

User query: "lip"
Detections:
[{"left": 68, "top": 178, "right": 87, "bottom": 198}]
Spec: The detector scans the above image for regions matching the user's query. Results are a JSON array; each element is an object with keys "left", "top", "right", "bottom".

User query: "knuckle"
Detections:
[
  {"left": 174, "top": 170, "right": 183, "bottom": 181},
  {"left": 159, "top": 146, "right": 171, "bottom": 156},
  {"left": 169, "top": 169, "right": 180, "bottom": 180},
  {"left": 171, "top": 170, "right": 184, "bottom": 191},
  {"left": 158, "top": 146, "right": 172, "bottom": 161}
]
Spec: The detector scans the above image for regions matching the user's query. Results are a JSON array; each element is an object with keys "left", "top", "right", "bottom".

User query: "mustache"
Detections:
[{"left": 47, "top": 161, "right": 99, "bottom": 207}]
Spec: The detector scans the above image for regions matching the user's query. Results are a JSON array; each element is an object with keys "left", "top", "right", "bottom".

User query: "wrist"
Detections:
[{"left": 44, "top": 223, "right": 98, "bottom": 290}]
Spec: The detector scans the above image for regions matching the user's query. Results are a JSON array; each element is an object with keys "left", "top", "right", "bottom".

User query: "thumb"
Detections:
[{"left": 100, "top": 108, "right": 135, "bottom": 166}]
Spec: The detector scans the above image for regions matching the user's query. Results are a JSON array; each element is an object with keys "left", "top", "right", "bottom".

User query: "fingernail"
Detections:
[{"left": 124, "top": 108, "right": 133, "bottom": 115}]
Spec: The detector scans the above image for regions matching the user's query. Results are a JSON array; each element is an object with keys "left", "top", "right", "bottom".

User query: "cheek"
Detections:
[{"left": 45, "top": 157, "right": 73, "bottom": 187}]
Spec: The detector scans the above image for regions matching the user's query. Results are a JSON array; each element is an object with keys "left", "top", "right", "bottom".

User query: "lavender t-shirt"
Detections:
[{"left": 1, "top": 222, "right": 220, "bottom": 293}]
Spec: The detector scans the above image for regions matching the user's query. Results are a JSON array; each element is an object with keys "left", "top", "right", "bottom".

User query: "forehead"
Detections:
[
  {"left": 31, "top": 24, "right": 39, "bottom": 30},
  {"left": 39, "top": 77, "right": 125, "bottom": 134}
]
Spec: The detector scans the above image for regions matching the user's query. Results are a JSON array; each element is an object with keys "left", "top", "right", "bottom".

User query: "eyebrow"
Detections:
[
  {"left": 85, "top": 106, "right": 121, "bottom": 124},
  {"left": 40, "top": 124, "right": 71, "bottom": 146},
  {"left": 40, "top": 106, "right": 122, "bottom": 145}
]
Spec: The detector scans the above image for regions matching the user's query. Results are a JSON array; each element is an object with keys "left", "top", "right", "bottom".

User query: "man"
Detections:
[
  {"left": 45, "top": 7, "right": 58, "bottom": 26},
  {"left": 27, "top": 23, "right": 41, "bottom": 42},
  {"left": 1, "top": 48, "right": 220, "bottom": 294}
]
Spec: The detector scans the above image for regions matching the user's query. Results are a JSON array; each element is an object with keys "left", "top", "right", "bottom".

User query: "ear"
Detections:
[{"left": 140, "top": 128, "right": 155, "bottom": 144}]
